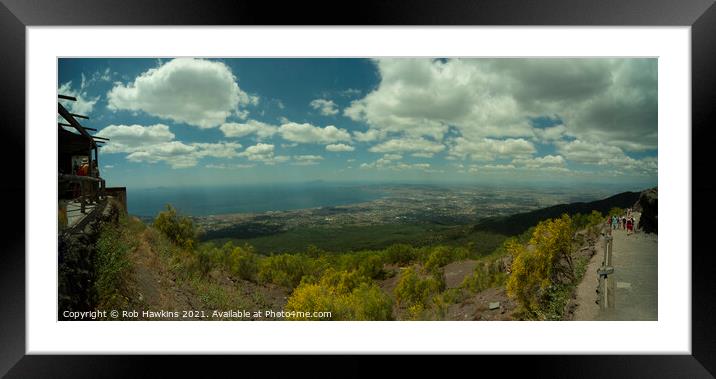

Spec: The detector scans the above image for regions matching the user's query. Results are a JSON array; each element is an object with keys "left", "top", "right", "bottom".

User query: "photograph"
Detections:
[
  {"left": 57, "top": 57, "right": 658, "bottom": 322},
  {"left": 2, "top": 0, "right": 712, "bottom": 373}
]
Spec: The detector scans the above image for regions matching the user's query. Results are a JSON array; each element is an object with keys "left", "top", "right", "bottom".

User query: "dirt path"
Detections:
[
  {"left": 443, "top": 260, "right": 478, "bottom": 288},
  {"left": 128, "top": 229, "right": 196, "bottom": 318},
  {"left": 572, "top": 235, "right": 604, "bottom": 320},
  {"left": 573, "top": 212, "right": 658, "bottom": 320}
]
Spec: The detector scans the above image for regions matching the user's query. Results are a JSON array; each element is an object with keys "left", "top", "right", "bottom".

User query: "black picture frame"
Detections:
[{"left": 1, "top": 0, "right": 714, "bottom": 377}]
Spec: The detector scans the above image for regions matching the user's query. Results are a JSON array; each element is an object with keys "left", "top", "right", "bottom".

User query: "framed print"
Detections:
[{"left": 2, "top": 0, "right": 715, "bottom": 376}]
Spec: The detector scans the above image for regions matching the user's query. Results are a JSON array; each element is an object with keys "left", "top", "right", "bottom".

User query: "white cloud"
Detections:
[
  {"left": 269, "top": 156, "right": 291, "bottom": 165},
  {"left": 240, "top": 143, "right": 274, "bottom": 158},
  {"left": 191, "top": 142, "right": 243, "bottom": 159},
  {"left": 556, "top": 139, "right": 624, "bottom": 165},
  {"left": 344, "top": 59, "right": 529, "bottom": 141},
  {"left": 395, "top": 162, "right": 431, "bottom": 170},
  {"left": 352, "top": 129, "right": 386, "bottom": 142},
  {"left": 411, "top": 152, "right": 437, "bottom": 158},
  {"left": 360, "top": 158, "right": 391, "bottom": 169},
  {"left": 278, "top": 122, "right": 351, "bottom": 144},
  {"left": 449, "top": 137, "right": 536, "bottom": 161},
  {"left": 368, "top": 137, "right": 445, "bottom": 156},
  {"left": 361, "top": 159, "right": 432, "bottom": 171},
  {"left": 325, "top": 143, "right": 355, "bottom": 152},
  {"left": 100, "top": 68, "right": 112, "bottom": 81},
  {"left": 96, "top": 124, "right": 241, "bottom": 168},
  {"left": 339, "top": 88, "right": 362, "bottom": 97},
  {"left": 309, "top": 99, "right": 339, "bottom": 116},
  {"left": 123, "top": 141, "right": 242, "bottom": 169},
  {"left": 235, "top": 110, "right": 250, "bottom": 120},
  {"left": 58, "top": 81, "right": 99, "bottom": 116},
  {"left": 79, "top": 68, "right": 113, "bottom": 89},
  {"left": 512, "top": 155, "right": 568, "bottom": 171},
  {"left": 469, "top": 164, "right": 517, "bottom": 173},
  {"left": 96, "top": 124, "right": 175, "bottom": 153},
  {"left": 107, "top": 58, "right": 255, "bottom": 128},
  {"left": 292, "top": 155, "right": 324, "bottom": 166},
  {"left": 121, "top": 141, "right": 212, "bottom": 169},
  {"left": 533, "top": 124, "right": 568, "bottom": 141},
  {"left": 206, "top": 164, "right": 226, "bottom": 169},
  {"left": 345, "top": 58, "right": 657, "bottom": 165},
  {"left": 206, "top": 163, "right": 255, "bottom": 169},
  {"left": 220, "top": 120, "right": 278, "bottom": 139},
  {"left": 513, "top": 154, "right": 566, "bottom": 168},
  {"left": 359, "top": 152, "right": 431, "bottom": 171},
  {"left": 239, "top": 143, "right": 290, "bottom": 165},
  {"left": 555, "top": 139, "right": 657, "bottom": 175}
]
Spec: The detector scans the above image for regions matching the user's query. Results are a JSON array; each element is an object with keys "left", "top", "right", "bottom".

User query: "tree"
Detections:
[
  {"left": 506, "top": 214, "right": 575, "bottom": 318},
  {"left": 608, "top": 207, "right": 624, "bottom": 217},
  {"left": 285, "top": 269, "right": 393, "bottom": 320},
  {"left": 153, "top": 204, "right": 198, "bottom": 251},
  {"left": 393, "top": 267, "right": 444, "bottom": 316}
]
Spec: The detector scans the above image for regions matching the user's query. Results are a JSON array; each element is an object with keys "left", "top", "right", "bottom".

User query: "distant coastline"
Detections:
[
  {"left": 126, "top": 181, "right": 651, "bottom": 220},
  {"left": 127, "top": 182, "right": 386, "bottom": 217}
]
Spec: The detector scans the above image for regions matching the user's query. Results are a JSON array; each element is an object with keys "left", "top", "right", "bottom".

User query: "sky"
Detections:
[{"left": 58, "top": 58, "right": 658, "bottom": 189}]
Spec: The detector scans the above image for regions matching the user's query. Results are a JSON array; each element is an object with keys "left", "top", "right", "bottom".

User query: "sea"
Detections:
[{"left": 126, "top": 182, "right": 385, "bottom": 217}]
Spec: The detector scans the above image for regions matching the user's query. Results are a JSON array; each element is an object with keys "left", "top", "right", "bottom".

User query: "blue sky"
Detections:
[{"left": 58, "top": 58, "right": 657, "bottom": 189}]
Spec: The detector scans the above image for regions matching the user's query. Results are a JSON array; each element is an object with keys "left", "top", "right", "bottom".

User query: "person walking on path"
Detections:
[
  {"left": 626, "top": 216, "right": 634, "bottom": 235},
  {"left": 612, "top": 215, "right": 619, "bottom": 230}
]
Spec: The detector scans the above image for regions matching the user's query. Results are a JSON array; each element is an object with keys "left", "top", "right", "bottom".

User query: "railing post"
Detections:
[
  {"left": 598, "top": 231, "right": 615, "bottom": 310},
  {"left": 602, "top": 235, "right": 608, "bottom": 309},
  {"left": 606, "top": 236, "right": 614, "bottom": 309}
]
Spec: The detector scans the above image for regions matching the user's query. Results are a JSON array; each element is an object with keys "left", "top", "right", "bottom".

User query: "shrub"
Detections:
[
  {"left": 385, "top": 244, "right": 416, "bottom": 265},
  {"left": 285, "top": 269, "right": 392, "bottom": 320},
  {"left": 608, "top": 207, "right": 624, "bottom": 218},
  {"left": 461, "top": 258, "right": 507, "bottom": 293},
  {"left": 422, "top": 246, "right": 454, "bottom": 273},
  {"left": 573, "top": 210, "right": 605, "bottom": 236},
  {"left": 153, "top": 204, "right": 197, "bottom": 251},
  {"left": 587, "top": 210, "right": 604, "bottom": 228},
  {"left": 394, "top": 267, "right": 444, "bottom": 310},
  {"left": 227, "top": 245, "right": 259, "bottom": 281},
  {"left": 94, "top": 217, "right": 138, "bottom": 309},
  {"left": 506, "top": 214, "right": 575, "bottom": 319},
  {"left": 452, "top": 246, "right": 471, "bottom": 261},
  {"left": 258, "top": 253, "right": 329, "bottom": 289},
  {"left": 355, "top": 254, "right": 386, "bottom": 279}
]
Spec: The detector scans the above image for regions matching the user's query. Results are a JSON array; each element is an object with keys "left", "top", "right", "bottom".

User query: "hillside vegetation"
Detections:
[
  {"left": 207, "top": 223, "right": 508, "bottom": 256},
  {"left": 80, "top": 201, "right": 613, "bottom": 320}
]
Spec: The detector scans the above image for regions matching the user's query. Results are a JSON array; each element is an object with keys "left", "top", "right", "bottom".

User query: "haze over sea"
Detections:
[
  {"left": 126, "top": 181, "right": 650, "bottom": 218},
  {"left": 127, "top": 182, "right": 385, "bottom": 217}
]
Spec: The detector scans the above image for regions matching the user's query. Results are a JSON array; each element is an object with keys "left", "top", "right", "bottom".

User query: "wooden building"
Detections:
[{"left": 57, "top": 94, "right": 126, "bottom": 231}]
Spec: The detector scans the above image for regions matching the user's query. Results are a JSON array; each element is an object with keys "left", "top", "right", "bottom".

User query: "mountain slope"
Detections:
[{"left": 474, "top": 190, "right": 642, "bottom": 235}]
